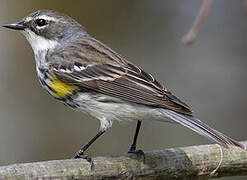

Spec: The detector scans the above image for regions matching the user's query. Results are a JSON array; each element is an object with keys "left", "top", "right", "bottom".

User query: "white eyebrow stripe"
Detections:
[
  {"left": 36, "top": 15, "right": 58, "bottom": 22},
  {"left": 25, "top": 15, "right": 58, "bottom": 23}
]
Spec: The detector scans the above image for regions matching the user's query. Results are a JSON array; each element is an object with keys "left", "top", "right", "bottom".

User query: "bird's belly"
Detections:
[{"left": 72, "top": 92, "right": 171, "bottom": 123}]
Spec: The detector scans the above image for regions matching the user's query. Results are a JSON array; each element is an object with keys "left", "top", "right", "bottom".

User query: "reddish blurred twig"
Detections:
[{"left": 182, "top": 0, "right": 214, "bottom": 45}]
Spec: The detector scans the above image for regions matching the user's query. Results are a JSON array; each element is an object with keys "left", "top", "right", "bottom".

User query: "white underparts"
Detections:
[
  {"left": 21, "top": 29, "right": 58, "bottom": 53},
  {"left": 100, "top": 117, "right": 112, "bottom": 131},
  {"left": 72, "top": 92, "right": 173, "bottom": 131}
]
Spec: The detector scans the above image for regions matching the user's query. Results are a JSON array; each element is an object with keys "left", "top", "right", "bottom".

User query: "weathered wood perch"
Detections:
[{"left": 0, "top": 141, "right": 247, "bottom": 179}]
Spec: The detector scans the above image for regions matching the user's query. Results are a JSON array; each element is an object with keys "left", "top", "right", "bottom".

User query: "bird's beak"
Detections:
[{"left": 2, "top": 21, "right": 26, "bottom": 30}]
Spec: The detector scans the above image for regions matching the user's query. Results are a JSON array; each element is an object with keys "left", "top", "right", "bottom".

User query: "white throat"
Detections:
[{"left": 21, "top": 29, "right": 59, "bottom": 54}]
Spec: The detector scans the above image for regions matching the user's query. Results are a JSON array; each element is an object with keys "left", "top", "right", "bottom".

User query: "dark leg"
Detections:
[
  {"left": 73, "top": 130, "right": 105, "bottom": 161},
  {"left": 128, "top": 120, "right": 145, "bottom": 162},
  {"left": 129, "top": 120, "right": 142, "bottom": 152}
]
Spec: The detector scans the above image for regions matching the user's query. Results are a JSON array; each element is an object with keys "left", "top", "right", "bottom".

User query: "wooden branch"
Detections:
[{"left": 1, "top": 141, "right": 247, "bottom": 179}]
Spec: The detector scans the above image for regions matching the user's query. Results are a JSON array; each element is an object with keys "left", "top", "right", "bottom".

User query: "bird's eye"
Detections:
[{"left": 35, "top": 19, "right": 47, "bottom": 27}]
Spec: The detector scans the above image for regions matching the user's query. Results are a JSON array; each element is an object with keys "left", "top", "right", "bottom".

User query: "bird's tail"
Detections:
[{"left": 161, "top": 110, "right": 245, "bottom": 149}]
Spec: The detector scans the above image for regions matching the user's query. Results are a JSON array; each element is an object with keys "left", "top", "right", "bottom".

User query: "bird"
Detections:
[{"left": 2, "top": 10, "right": 245, "bottom": 161}]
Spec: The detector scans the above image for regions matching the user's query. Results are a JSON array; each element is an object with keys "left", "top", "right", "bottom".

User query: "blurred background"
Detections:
[{"left": 0, "top": 0, "right": 247, "bottom": 179}]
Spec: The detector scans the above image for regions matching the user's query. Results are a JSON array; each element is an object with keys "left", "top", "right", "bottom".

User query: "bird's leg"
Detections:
[
  {"left": 128, "top": 120, "right": 141, "bottom": 152},
  {"left": 128, "top": 120, "right": 145, "bottom": 162},
  {"left": 73, "top": 130, "right": 105, "bottom": 168}
]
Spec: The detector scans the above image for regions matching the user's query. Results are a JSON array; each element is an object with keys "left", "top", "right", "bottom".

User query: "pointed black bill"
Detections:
[{"left": 2, "top": 22, "right": 25, "bottom": 30}]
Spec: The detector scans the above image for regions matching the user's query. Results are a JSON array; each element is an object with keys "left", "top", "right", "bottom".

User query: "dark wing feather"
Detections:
[
  {"left": 50, "top": 61, "right": 192, "bottom": 115},
  {"left": 48, "top": 36, "right": 192, "bottom": 115}
]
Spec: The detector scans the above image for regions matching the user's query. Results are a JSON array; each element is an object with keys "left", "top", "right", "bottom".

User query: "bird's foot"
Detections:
[
  {"left": 73, "top": 152, "right": 94, "bottom": 170},
  {"left": 128, "top": 148, "right": 146, "bottom": 163}
]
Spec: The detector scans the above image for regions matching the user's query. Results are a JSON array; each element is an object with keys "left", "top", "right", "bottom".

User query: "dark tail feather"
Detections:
[{"left": 162, "top": 110, "right": 245, "bottom": 149}]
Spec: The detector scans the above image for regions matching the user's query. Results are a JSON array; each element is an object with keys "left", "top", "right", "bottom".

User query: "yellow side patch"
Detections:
[{"left": 48, "top": 77, "right": 78, "bottom": 98}]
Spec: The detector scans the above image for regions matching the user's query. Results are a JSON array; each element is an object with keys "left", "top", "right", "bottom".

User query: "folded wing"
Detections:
[{"left": 48, "top": 46, "right": 192, "bottom": 116}]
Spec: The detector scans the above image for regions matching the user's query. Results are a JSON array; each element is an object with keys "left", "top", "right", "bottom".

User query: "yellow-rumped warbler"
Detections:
[{"left": 2, "top": 10, "right": 245, "bottom": 161}]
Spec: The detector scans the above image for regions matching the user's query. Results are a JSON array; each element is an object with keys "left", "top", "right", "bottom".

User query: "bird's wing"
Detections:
[{"left": 47, "top": 37, "right": 192, "bottom": 115}]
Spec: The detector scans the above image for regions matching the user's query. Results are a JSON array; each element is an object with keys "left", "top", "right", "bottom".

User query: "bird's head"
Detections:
[{"left": 2, "top": 10, "right": 85, "bottom": 52}]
